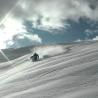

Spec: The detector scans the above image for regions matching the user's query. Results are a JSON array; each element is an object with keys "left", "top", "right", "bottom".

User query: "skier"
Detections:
[{"left": 30, "top": 53, "right": 39, "bottom": 61}]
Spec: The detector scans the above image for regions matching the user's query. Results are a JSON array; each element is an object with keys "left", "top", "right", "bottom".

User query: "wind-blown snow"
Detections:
[{"left": 0, "top": 41, "right": 98, "bottom": 98}]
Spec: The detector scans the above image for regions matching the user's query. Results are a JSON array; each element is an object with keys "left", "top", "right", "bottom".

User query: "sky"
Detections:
[{"left": 0, "top": 0, "right": 98, "bottom": 49}]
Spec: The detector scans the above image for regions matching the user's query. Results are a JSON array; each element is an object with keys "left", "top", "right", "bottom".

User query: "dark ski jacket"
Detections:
[{"left": 30, "top": 53, "right": 39, "bottom": 61}]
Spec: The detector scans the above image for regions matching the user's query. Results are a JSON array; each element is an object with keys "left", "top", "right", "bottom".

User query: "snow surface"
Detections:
[{"left": 0, "top": 41, "right": 98, "bottom": 98}]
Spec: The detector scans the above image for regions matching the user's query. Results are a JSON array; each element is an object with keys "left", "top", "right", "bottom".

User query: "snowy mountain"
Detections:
[{"left": 0, "top": 41, "right": 98, "bottom": 98}]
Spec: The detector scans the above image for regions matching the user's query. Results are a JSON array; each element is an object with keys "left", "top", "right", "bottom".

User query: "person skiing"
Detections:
[{"left": 30, "top": 52, "right": 39, "bottom": 61}]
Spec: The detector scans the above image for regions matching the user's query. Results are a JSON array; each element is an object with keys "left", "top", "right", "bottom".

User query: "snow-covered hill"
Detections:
[{"left": 0, "top": 41, "right": 98, "bottom": 98}]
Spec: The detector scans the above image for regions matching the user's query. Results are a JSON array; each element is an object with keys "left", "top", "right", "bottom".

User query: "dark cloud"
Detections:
[{"left": 0, "top": 0, "right": 17, "bottom": 20}]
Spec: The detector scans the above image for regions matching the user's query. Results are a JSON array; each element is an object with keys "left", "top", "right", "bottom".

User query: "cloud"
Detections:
[
  {"left": 7, "top": 41, "right": 14, "bottom": 46},
  {"left": 85, "top": 27, "right": 98, "bottom": 39},
  {"left": 0, "top": 33, "right": 6, "bottom": 49},
  {"left": 12, "top": 33, "right": 42, "bottom": 43},
  {"left": 0, "top": 17, "right": 25, "bottom": 49},
  {"left": 74, "top": 39, "right": 82, "bottom": 42},
  {"left": 5, "top": 33, "right": 42, "bottom": 48},
  {"left": 93, "top": 36, "right": 98, "bottom": 40},
  {"left": 23, "top": 34, "right": 42, "bottom": 43},
  {"left": 1, "top": 0, "right": 98, "bottom": 31},
  {"left": 0, "top": 16, "right": 42, "bottom": 49},
  {"left": 1, "top": 0, "right": 98, "bottom": 30},
  {"left": 0, "top": 0, "right": 17, "bottom": 20},
  {"left": 85, "top": 28, "right": 98, "bottom": 34}
]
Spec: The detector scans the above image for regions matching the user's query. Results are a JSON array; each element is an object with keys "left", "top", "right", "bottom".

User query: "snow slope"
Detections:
[{"left": 0, "top": 41, "right": 98, "bottom": 98}]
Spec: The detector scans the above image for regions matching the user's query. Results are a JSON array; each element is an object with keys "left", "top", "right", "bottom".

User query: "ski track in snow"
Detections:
[{"left": 0, "top": 42, "right": 98, "bottom": 98}]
